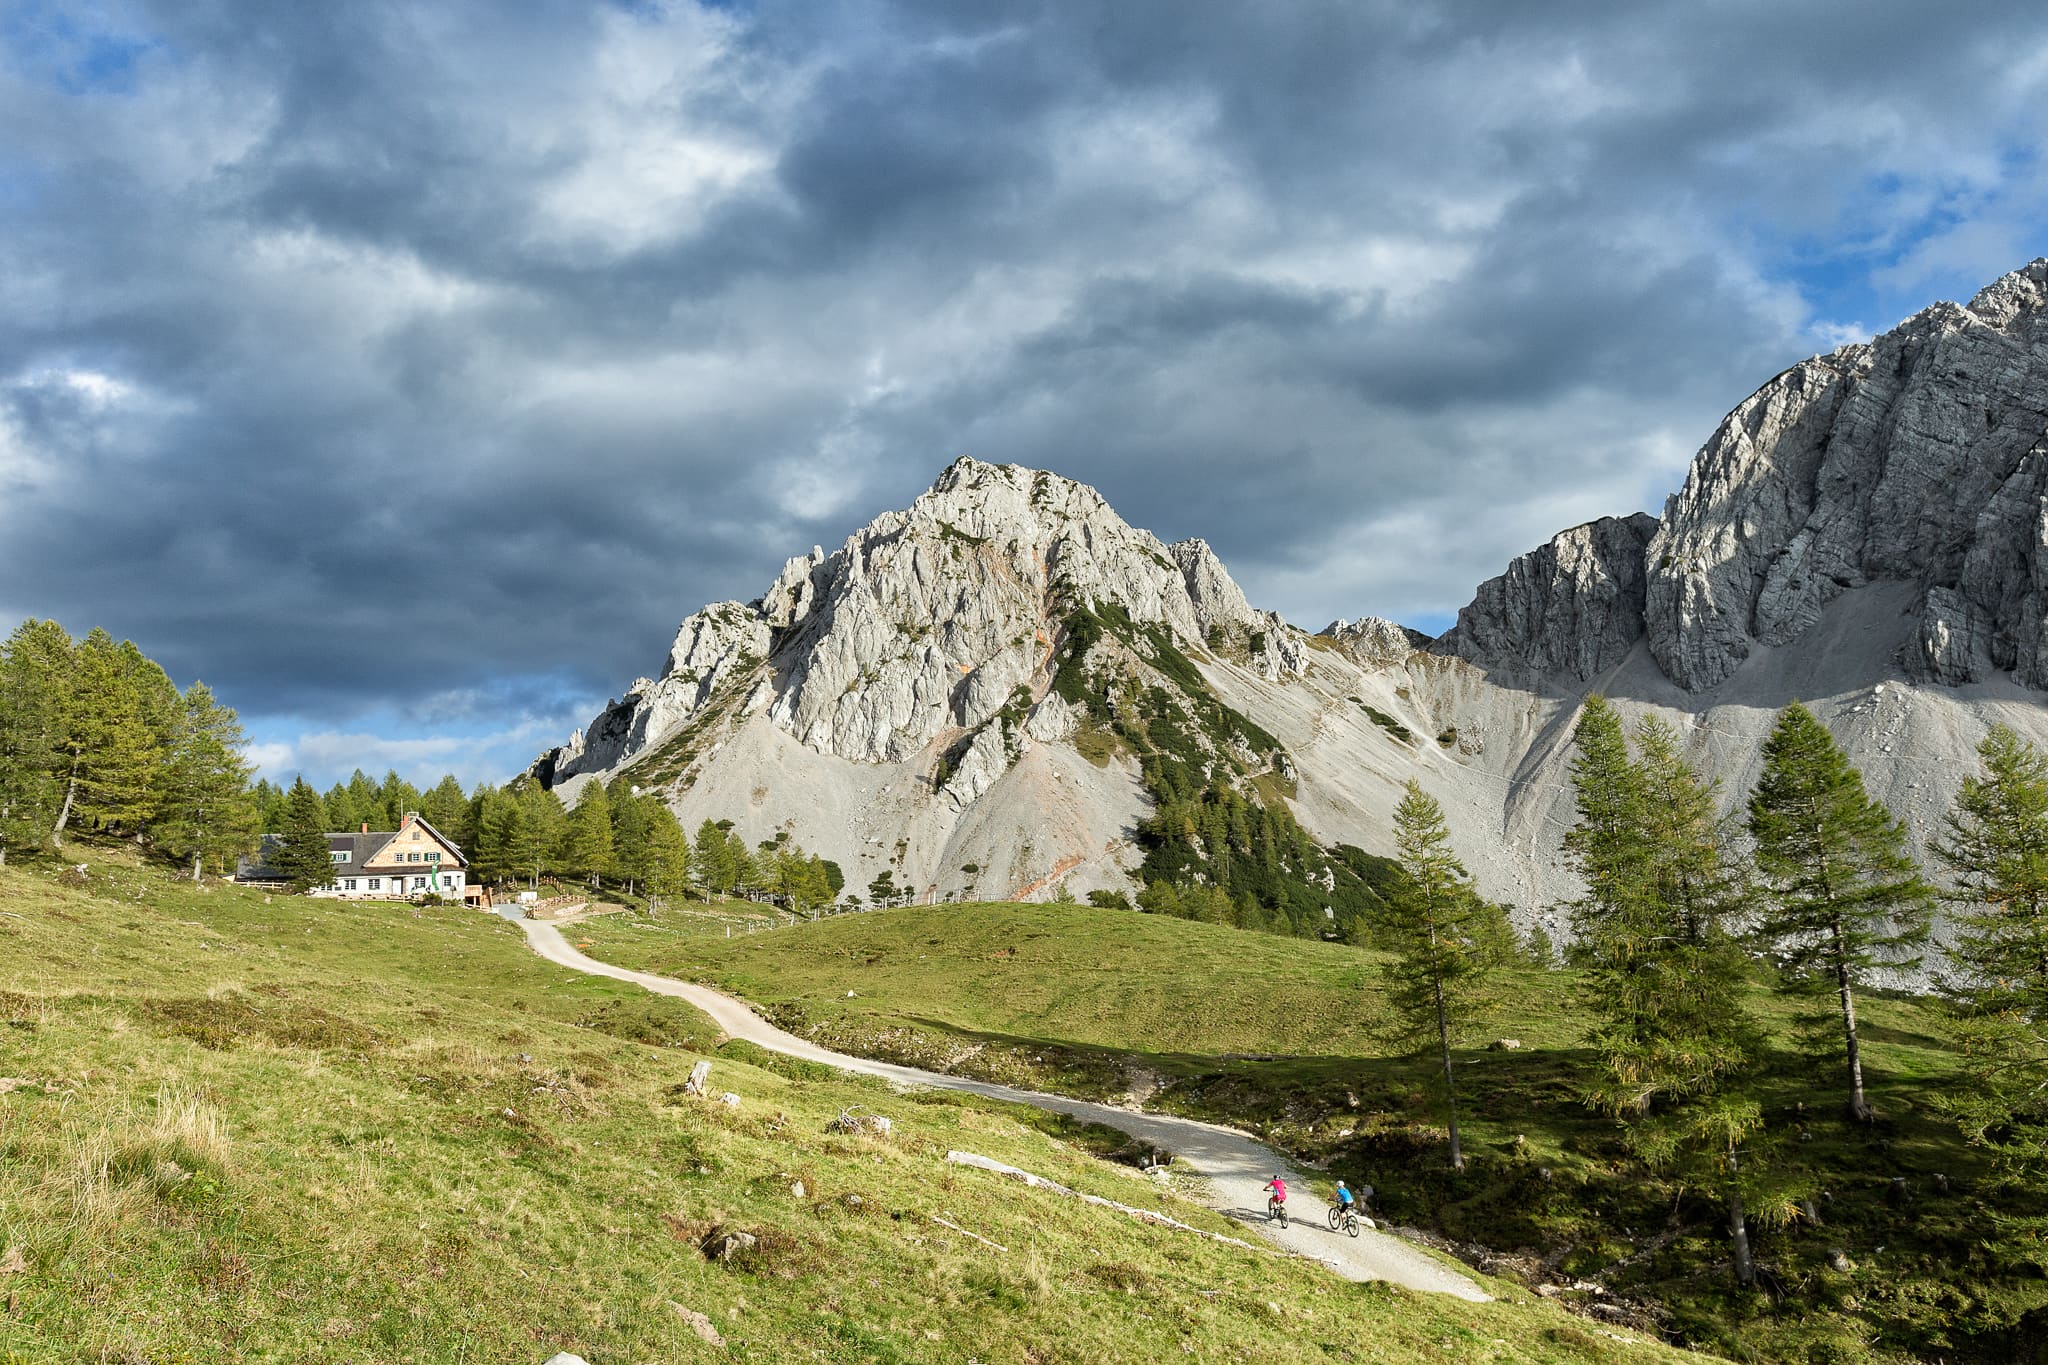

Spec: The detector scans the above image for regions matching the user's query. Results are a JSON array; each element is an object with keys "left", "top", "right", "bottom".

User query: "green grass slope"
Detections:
[
  {"left": 574, "top": 900, "right": 2048, "bottom": 1364},
  {"left": 0, "top": 850, "right": 1704, "bottom": 1365}
]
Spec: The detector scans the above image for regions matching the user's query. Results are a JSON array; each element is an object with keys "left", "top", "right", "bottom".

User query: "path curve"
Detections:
[{"left": 519, "top": 918, "right": 1487, "bottom": 1301}]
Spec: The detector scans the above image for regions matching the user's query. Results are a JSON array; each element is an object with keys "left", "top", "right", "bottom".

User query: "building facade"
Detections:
[{"left": 239, "top": 813, "right": 477, "bottom": 905}]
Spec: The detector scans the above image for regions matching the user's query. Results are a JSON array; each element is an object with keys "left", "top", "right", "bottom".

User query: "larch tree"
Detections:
[
  {"left": 421, "top": 775, "right": 467, "bottom": 834},
  {"left": 156, "top": 683, "right": 259, "bottom": 880},
  {"left": 1748, "top": 702, "right": 1933, "bottom": 1123},
  {"left": 511, "top": 780, "right": 566, "bottom": 887},
  {"left": 1384, "top": 779, "right": 1494, "bottom": 1172},
  {"left": 277, "top": 776, "right": 336, "bottom": 892},
  {"left": 323, "top": 781, "right": 358, "bottom": 834},
  {"left": 469, "top": 786, "right": 522, "bottom": 886},
  {"left": 0, "top": 619, "right": 74, "bottom": 864},
  {"left": 643, "top": 805, "right": 691, "bottom": 913},
  {"left": 608, "top": 785, "right": 654, "bottom": 896},
  {"left": 694, "top": 819, "right": 737, "bottom": 895},
  {"left": 376, "top": 770, "right": 422, "bottom": 829},
  {"left": 61, "top": 628, "right": 161, "bottom": 842},
  {"left": 1930, "top": 726, "right": 2048, "bottom": 1234},
  {"left": 1936, "top": 724, "right": 2048, "bottom": 1014},
  {"left": 1569, "top": 708, "right": 1771, "bottom": 1286},
  {"left": 563, "top": 780, "right": 617, "bottom": 888}
]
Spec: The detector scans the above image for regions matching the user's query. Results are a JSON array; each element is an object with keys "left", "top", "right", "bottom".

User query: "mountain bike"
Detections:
[
  {"left": 1327, "top": 1203, "right": 1361, "bottom": 1238},
  {"left": 1267, "top": 1195, "right": 1288, "bottom": 1228}
]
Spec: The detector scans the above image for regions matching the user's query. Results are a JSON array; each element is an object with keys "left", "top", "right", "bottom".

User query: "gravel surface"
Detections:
[{"left": 522, "top": 919, "right": 1489, "bottom": 1301}]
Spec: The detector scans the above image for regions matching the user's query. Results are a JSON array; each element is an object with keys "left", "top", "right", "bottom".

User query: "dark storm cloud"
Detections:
[{"left": 3, "top": 0, "right": 2048, "bottom": 781}]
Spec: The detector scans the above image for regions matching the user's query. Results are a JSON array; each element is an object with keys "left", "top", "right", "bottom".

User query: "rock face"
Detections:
[
  {"left": 1319, "top": 617, "right": 1430, "bottom": 669},
  {"left": 544, "top": 458, "right": 1280, "bottom": 781},
  {"left": 1644, "top": 259, "right": 2048, "bottom": 691},
  {"left": 1440, "top": 259, "right": 2048, "bottom": 696},
  {"left": 1433, "top": 514, "right": 1659, "bottom": 684}
]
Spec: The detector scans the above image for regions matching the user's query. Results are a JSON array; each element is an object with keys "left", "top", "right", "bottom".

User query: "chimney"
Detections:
[{"left": 361, "top": 822, "right": 368, "bottom": 834}]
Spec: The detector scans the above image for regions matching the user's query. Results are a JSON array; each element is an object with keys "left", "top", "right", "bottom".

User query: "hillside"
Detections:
[
  {"left": 572, "top": 901, "right": 2042, "bottom": 1363},
  {"left": 0, "top": 849, "right": 1709, "bottom": 1364},
  {"left": 532, "top": 261, "right": 2048, "bottom": 942}
]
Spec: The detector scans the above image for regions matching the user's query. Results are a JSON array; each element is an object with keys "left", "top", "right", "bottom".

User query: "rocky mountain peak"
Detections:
[
  {"left": 542, "top": 459, "right": 1287, "bottom": 785},
  {"left": 1440, "top": 259, "right": 2048, "bottom": 696},
  {"left": 1320, "top": 617, "right": 1430, "bottom": 669},
  {"left": 1646, "top": 257, "right": 2048, "bottom": 691}
]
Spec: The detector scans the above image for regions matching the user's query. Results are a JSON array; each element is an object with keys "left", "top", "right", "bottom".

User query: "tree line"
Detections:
[
  {"left": 1378, "top": 696, "right": 2048, "bottom": 1288},
  {"left": 0, "top": 619, "right": 256, "bottom": 878},
  {"left": 257, "top": 767, "right": 846, "bottom": 913}
]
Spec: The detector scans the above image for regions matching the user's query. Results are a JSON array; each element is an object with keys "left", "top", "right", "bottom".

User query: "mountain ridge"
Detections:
[{"left": 538, "top": 260, "right": 2048, "bottom": 930}]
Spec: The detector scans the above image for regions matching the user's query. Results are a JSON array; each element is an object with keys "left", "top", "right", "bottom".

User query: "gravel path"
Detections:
[{"left": 520, "top": 918, "right": 1488, "bottom": 1301}]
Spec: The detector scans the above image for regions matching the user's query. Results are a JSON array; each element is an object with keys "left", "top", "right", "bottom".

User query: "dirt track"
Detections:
[{"left": 519, "top": 918, "right": 1488, "bottom": 1301}]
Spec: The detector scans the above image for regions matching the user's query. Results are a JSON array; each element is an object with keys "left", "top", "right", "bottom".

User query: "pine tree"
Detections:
[
  {"left": 643, "top": 804, "right": 691, "bottom": 913},
  {"left": 562, "top": 781, "right": 616, "bottom": 888},
  {"left": 1935, "top": 725, "right": 2048, "bottom": 1014},
  {"left": 0, "top": 619, "right": 74, "bottom": 864},
  {"left": 1749, "top": 702, "right": 1933, "bottom": 1122},
  {"left": 155, "top": 683, "right": 259, "bottom": 880},
  {"left": 277, "top": 776, "right": 335, "bottom": 892},
  {"left": 1384, "top": 780, "right": 1494, "bottom": 1172}
]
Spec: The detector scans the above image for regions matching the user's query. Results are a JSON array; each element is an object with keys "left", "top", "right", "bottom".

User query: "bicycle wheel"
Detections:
[
  {"left": 1326, "top": 1206, "right": 1342, "bottom": 1231},
  {"left": 1278, "top": 1202, "right": 1289, "bottom": 1228},
  {"left": 1345, "top": 1212, "right": 1361, "bottom": 1239}
]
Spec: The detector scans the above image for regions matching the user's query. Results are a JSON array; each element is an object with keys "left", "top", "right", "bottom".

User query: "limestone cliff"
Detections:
[
  {"left": 1644, "top": 259, "right": 2048, "bottom": 691},
  {"left": 1433, "top": 514, "right": 1659, "bottom": 685}
]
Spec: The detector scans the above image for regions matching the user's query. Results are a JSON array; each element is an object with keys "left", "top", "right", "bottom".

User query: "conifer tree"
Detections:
[
  {"left": 250, "top": 777, "right": 284, "bottom": 833},
  {"left": 0, "top": 619, "right": 74, "bottom": 864},
  {"left": 1384, "top": 780, "right": 1494, "bottom": 1171},
  {"left": 156, "top": 683, "right": 258, "bottom": 880},
  {"left": 277, "top": 776, "right": 335, "bottom": 892},
  {"left": 421, "top": 775, "right": 466, "bottom": 834},
  {"left": 470, "top": 786, "right": 521, "bottom": 885},
  {"left": 608, "top": 785, "right": 653, "bottom": 895},
  {"left": 323, "top": 781, "right": 357, "bottom": 833},
  {"left": 643, "top": 805, "right": 691, "bottom": 913},
  {"left": 1748, "top": 702, "right": 1933, "bottom": 1122},
  {"left": 377, "top": 770, "right": 422, "bottom": 828},
  {"left": 1936, "top": 724, "right": 2048, "bottom": 1014},
  {"left": 62, "top": 628, "right": 161, "bottom": 840},
  {"left": 346, "top": 769, "right": 380, "bottom": 827},
  {"left": 694, "top": 819, "right": 736, "bottom": 894},
  {"left": 511, "top": 780, "right": 565, "bottom": 887},
  {"left": 563, "top": 780, "right": 616, "bottom": 888},
  {"left": 1562, "top": 696, "right": 1650, "bottom": 938},
  {"left": 1569, "top": 710, "right": 1768, "bottom": 1284}
]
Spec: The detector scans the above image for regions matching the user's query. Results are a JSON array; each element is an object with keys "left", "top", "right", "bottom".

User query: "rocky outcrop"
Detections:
[
  {"left": 1320, "top": 617, "right": 1430, "bottom": 669},
  {"left": 1644, "top": 259, "right": 2048, "bottom": 690},
  {"left": 542, "top": 458, "right": 1278, "bottom": 784},
  {"left": 1432, "top": 513, "right": 1659, "bottom": 683}
]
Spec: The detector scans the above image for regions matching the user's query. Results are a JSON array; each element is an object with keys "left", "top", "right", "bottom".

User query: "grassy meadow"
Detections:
[
  {"left": 0, "top": 848, "right": 1716, "bottom": 1364},
  {"left": 572, "top": 899, "right": 2048, "bottom": 1364}
]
